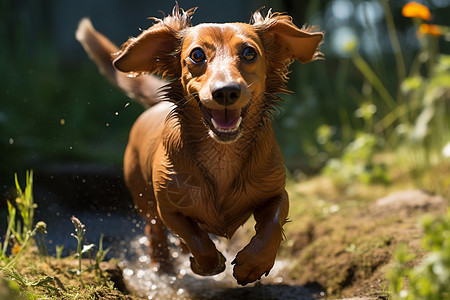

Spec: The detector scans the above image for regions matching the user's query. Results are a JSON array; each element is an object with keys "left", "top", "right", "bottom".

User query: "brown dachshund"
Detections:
[{"left": 76, "top": 5, "right": 323, "bottom": 285}]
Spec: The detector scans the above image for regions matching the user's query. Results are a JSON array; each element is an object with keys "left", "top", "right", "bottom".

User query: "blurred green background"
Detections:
[{"left": 1, "top": 0, "right": 450, "bottom": 194}]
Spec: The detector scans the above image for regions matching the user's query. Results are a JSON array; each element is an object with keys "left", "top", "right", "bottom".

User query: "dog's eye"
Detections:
[
  {"left": 241, "top": 47, "right": 257, "bottom": 61},
  {"left": 189, "top": 48, "right": 206, "bottom": 63}
]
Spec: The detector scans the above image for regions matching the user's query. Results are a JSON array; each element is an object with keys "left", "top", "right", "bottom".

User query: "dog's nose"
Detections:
[{"left": 211, "top": 81, "right": 241, "bottom": 106}]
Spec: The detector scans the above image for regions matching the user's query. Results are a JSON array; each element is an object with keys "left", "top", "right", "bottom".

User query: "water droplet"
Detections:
[
  {"left": 177, "top": 288, "right": 184, "bottom": 295},
  {"left": 125, "top": 102, "right": 130, "bottom": 108},
  {"left": 139, "top": 193, "right": 143, "bottom": 197},
  {"left": 137, "top": 270, "right": 146, "bottom": 278},
  {"left": 139, "top": 255, "right": 149, "bottom": 263},
  {"left": 172, "top": 252, "right": 179, "bottom": 258},
  {"left": 150, "top": 219, "right": 156, "bottom": 225},
  {"left": 123, "top": 268, "right": 134, "bottom": 276},
  {"left": 9, "top": 138, "right": 14, "bottom": 145},
  {"left": 138, "top": 236, "right": 148, "bottom": 245},
  {"left": 115, "top": 111, "right": 119, "bottom": 116},
  {"left": 106, "top": 123, "right": 110, "bottom": 127}
]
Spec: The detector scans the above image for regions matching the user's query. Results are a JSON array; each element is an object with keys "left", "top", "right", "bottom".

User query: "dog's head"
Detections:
[{"left": 113, "top": 5, "right": 323, "bottom": 143}]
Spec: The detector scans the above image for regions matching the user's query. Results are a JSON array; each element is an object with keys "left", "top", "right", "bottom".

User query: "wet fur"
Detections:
[{"left": 76, "top": 5, "right": 323, "bottom": 285}]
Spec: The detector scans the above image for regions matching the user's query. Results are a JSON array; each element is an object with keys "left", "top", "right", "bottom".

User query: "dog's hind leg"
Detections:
[{"left": 124, "top": 148, "right": 174, "bottom": 273}]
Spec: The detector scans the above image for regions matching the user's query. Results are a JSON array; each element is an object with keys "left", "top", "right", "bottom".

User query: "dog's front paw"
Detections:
[
  {"left": 190, "top": 251, "right": 226, "bottom": 276},
  {"left": 231, "top": 252, "right": 274, "bottom": 286},
  {"left": 231, "top": 237, "right": 279, "bottom": 286}
]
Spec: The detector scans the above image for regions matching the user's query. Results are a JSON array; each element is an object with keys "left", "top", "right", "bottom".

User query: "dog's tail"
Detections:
[{"left": 76, "top": 18, "right": 166, "bottom": 107}]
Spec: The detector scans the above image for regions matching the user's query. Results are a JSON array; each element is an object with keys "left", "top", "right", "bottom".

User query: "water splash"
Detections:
[{"left": 120, "top": 234, "right": 292, "bottom": 299}]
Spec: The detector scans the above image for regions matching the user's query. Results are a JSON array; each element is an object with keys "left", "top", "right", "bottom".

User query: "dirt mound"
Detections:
[{"left": 282, "top": 180, "right": 449, "bottom": 298}]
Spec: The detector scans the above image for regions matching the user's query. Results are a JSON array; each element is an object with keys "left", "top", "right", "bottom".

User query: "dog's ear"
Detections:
[
  {"left": 252, "top": 10, "right": 323, "bottom": 64},
  {"left": 113, "top": 6, "right": 196, "bottom": 78},
  {"left": 113, "top": 27, "right": 179, "bottom": 77}
]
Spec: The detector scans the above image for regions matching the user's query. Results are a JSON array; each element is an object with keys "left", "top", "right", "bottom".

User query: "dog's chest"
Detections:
[{"left": 163, "top": 169, "right": 255, "bottom": 237}]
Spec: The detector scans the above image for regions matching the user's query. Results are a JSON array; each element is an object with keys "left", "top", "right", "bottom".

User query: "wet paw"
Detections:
[{"left": 190, "top": 251, "right": 226, "bottom": 276}]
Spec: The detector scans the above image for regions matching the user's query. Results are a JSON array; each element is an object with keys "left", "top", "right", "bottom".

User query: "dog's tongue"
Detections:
[{"left": 210, "top": 108, "right": 241, "bottom": 129}]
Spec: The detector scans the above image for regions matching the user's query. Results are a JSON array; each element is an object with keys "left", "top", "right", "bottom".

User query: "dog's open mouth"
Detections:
[{"left": 201, "top": 105, "right": 248, "bottom": 143}]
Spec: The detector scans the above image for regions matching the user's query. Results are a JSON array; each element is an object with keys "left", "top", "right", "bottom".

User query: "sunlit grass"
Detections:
[
  {"left": 388, "top": 209, "right": 450, "bottom": 299},
  {"left": 0, "top": 172, "right": 115, "bottom": 298},
  {"left": 0, "top": 171, "right": 46, "bottom": 272}
]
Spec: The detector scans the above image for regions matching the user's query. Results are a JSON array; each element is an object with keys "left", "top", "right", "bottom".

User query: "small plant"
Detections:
[
  {"left": 13, "top": 170, "right": 35, "bottom": 243},
  {"left": 1, "top": 222, "right": 47, "bottom": 274},
  {"left": 69, "top": 216, "right": 112, "bottom": 283},
  {"left": 35, "top": 229, "right": 49, "bottom": 260},
  {"left": 0, "top": 201, "right": 17, "bottom": 262},
  {"left": 55, "top": 245, "right": 64, "bottom": 261},
  {"left": 323, "top": 132, "right": 390, "bottom": 185},
  {"left": 388, "top": 209, "right": 450, "bottom": 299},
  {"left": 94, "top": 234, "right": 111, "bottom": 277},
  {"left": 4, "top": 268, "right": 56, "bottom": 295},
  {"left": 70, "top": 216, "right": 95, "bottom": 276},
  {"left": 0, "top": 171, "right": 47, "bottom": 272}
]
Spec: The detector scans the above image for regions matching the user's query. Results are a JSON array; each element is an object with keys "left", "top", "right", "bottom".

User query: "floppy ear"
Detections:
[
  {"left": 113, "top": 27, "right": 179, "bottom": 77},
  {"left": 252, "top": 10, "right": 324, "bottom": 64},
  {"left": 252, "top": 10, "right": 324, "bottom": 94},
  {"left": 266, "top": 22, "right": 323, "bottom": 63},
  {"left": 113, "top": 5, "right": 196, "bottom": 78}
]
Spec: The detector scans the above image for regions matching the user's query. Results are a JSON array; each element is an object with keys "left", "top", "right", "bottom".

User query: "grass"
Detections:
[
  {"left": 0, "top": 170, "right": 46, "bottom": 274},
  {"left": 388, "top": 209, "right": 450, "bottom": 299},
  {"left": 0, "top": 171, "right": 127, "bottom": 300}
]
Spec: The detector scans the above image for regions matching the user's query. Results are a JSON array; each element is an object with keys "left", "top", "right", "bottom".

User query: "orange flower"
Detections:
[
  {"left": 419, "top": 24, "right": 442, "bottom": 36},
  {"left": 402, "top": 1, "right": 432, "bottom": 21},
  {"left": 11, "top": 242, "right": 21, "bottom": 255}
]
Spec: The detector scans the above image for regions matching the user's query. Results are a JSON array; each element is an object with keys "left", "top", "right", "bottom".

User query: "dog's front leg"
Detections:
[
  {"left": 160, "top": 210, "right": 226, "bottom": 276},
  {"left": 232, "top": 190, "right": 289, "bottom": 285}
]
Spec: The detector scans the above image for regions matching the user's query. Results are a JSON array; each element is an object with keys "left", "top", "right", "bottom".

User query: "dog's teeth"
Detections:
[
  {"left": 211, "top": 118, "right": 219, "bottom": 130},
  {"left": 235, "top": 117, "right": 242, "bottom": 129}
]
